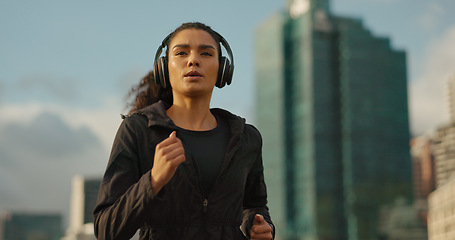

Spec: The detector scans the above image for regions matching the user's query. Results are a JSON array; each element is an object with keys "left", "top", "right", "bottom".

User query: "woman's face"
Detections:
[{"left": 168, "top": 29, "right": 219, "bottom": 98}]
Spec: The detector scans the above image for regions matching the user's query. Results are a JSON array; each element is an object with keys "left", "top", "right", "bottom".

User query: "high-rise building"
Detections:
[
  {"left": 0, "top": 212, "right": 63, "bottom": 240},
  {"left": 427, "top": 177, "right": 455, "bottom": 240},
  {"left": 411, "top": 136, "right": 436, "bottom": 200},
  {"left": 62, "top": 175, "right": 139, "bottom": 240},
  {"left": 63, "top": 175, "right": 101, "bottom": 240},
  {"left": 255, "top": 0, "right": 412, "bottom": 239},
  {"left": 410, "top": 136, "right": 436, "bottom": 229},
  {"left": 427, "top": 75, "right": 455, "bottom": 240},
  {"left": 447, "top": 75, "right": 455, "bottom": 122},
  {"left": 432, "top": 123, "right": 455, "bottom": 188}
]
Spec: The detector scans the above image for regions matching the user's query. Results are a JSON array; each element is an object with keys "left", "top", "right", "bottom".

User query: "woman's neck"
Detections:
[{"left": 166, "top": 97, "right": 217, "bottom": 131}]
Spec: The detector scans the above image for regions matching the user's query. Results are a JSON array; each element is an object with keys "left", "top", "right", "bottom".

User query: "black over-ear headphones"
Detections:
[{"left": 153, "top": 31, "right": 234, "bottom": 89}]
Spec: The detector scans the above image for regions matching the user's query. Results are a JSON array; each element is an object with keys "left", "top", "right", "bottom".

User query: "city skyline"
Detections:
[{"left": 1, "top": 0, "right": 455, "bottom": 229}]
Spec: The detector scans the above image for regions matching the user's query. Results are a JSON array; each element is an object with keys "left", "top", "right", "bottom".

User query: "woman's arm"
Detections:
[
  {"left": 240, "top": 126, "right": 275, "bottom": 240},
  {"left": 93, "top": 117, "right": 157, "bottom": 239},
  {"left": 93, "top": 117, "right": 186, "bottom": 239}
]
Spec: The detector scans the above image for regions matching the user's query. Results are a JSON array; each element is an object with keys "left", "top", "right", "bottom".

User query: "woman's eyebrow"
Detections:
[
  {"left": 199, "top": 44, "right": 216, "bottom": 50},
  {"left": 172, "top": 44, "right": 216, "bottom": 50},
  {"left": 172, "top": 44, "right": 190, "bottom": 49}
]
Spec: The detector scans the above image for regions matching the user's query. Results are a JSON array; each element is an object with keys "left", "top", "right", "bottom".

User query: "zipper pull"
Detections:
[{"left": 203, "top": 199, "right": 208, "bottom": 213}]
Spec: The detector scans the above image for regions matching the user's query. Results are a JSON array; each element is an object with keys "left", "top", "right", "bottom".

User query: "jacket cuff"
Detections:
[
  {"left": 240, "top": 214, "right": 275, "bottom": 239},
  {"left": 141, "top": 170, "right": 165, "bottom": 202}
]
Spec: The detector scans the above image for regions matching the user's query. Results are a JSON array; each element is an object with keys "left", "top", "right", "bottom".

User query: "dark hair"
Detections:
[{"left": 126, "top": 22, "right": 222, "bottom": 114}]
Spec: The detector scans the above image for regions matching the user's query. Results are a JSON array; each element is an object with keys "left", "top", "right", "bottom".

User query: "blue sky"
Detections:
[{"left": 1, "top": 0, "right": 455, "bottom": 227}]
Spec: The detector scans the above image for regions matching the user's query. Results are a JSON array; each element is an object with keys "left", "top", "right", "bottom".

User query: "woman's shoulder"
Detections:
[
  {"left": 116, "top": 112, "right": 149, "bottom": 136},
  {"left": 243, "top": 123, "right": 262, "bottom": 147},
  {"left": 244, "top": 123, "right": 261, "bottom": 136},
  {"left": 120, "top": 101, "right": 173, "bottom": 128},
  {"left": 211, "top": 108, "right": 262, "bottom": 143}
]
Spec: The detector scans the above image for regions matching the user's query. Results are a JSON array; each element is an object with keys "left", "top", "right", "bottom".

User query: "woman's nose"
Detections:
[{"left": 187, "top": 54, "right": 200, "bottom": 67}]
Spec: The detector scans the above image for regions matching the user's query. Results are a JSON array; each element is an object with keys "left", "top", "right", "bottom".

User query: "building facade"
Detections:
[
  {"left": 410, "top": 136, "right": 436, "bottom": 231},
  {"left": 411, "top": 137, "right": 436, "bottom": 201},
  {"left": 426, "top": 75, "right": 455, "bottom": 239},
  {"left": 447, "top": 75, "right": 455, "bottom": 122},
  {"left": 0, "top": 212, "right": 62, "bottom": 240},
  {"left": 428, "top": 178, "right": 455, "bottom": 240},
  {"left": 255, "top": 0, "right": 412, "bottom": 239},
  {"left": 63, "top": 175, "right": 101, "bottom": 240},
  {"left": 432, "top": 123, "right": 455, "bottom": 188}
]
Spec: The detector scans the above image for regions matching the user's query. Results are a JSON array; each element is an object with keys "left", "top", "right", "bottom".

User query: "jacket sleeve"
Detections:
[
  {"left": 240, "top": 126, "right": 275, "bottom": 239},
  {"left": 93, "top": 117, "right": 159, "bottom": 239}
]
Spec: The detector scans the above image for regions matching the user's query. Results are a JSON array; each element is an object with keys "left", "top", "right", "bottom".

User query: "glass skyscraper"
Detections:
[{"left": 255, "top": 0, "right": 412, "bottom": 239}]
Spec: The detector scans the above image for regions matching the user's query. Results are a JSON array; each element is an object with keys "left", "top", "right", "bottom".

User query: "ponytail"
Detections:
[{"left": 126, "top": 71, "right": 173, "bottom": 114}]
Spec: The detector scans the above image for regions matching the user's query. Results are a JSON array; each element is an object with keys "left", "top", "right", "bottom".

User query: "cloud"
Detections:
[
  {"left": 0, "top": 99, "right": 123, "bottom": 150},
  {"left": 418, "top": 2, "right": 445, "bottom": 32},
  {"left": 409, "top": 26, "right": 455, "bottom": 135},
  {"left": 0, "top": 110, "right": 108, "bottom": 221},
  {"left": 3, "top": 112, "right": 101, "bottom": 159},
  {"left": 16, "top": 73, "right": 81, "bottom": 103}
]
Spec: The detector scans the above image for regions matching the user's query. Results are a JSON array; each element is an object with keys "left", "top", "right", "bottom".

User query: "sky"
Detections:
[{"left": 1, "top": 0, "right": 455, "bottom": 228}]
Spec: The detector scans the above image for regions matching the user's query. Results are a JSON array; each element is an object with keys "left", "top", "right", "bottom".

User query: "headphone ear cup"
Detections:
[
  {"left": 153, "top": 58, "right": 161, "bottom": 85},
  {"left": 154, "top": 57, "right": 169, "bottom": 88},
  {"left": 216, "top": 57, "right": 231, "bottom": 88},
  {"left": 160, "top": 57, "right": 170, "bottom": 88}
]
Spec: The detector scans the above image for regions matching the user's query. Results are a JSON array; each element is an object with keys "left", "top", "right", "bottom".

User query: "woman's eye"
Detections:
[
  {"left": 202, "top": 52, "right": 213, "bottom": 56},
  {"left": 175, "top": 51, "right": 187, "bottom": 56}
]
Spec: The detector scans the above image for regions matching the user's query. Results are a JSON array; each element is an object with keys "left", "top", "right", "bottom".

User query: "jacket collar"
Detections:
[
  {"left": 137, "top": 101, "right": 176, "bottom": 129},
  {"left": 136, "top": 101, "right": 246, "bottom": 136}
]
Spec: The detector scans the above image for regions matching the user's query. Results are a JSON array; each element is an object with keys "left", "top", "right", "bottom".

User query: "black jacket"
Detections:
[{"left": 93, "top": 101, "right": 274, "bottom": 239}]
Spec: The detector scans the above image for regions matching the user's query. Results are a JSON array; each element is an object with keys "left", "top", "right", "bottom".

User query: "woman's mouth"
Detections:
[{"left": 184, "top": 71, "right": 203, "bottom": 79}]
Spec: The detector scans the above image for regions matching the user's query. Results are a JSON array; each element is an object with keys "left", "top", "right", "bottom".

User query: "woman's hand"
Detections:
[
  {"left": 250, "top": 214, "right": 273, "bottom": 240},
  {"left": 151, "top": 131, "right": 186, "bottom": 194}
]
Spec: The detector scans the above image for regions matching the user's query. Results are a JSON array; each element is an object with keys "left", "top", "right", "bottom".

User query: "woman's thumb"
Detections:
[
  {"left": 169, "top": 131, "right": 176, "bottom": 138},
  {"left": 254, "top": 214, "right": 264, "bottom": 224}
]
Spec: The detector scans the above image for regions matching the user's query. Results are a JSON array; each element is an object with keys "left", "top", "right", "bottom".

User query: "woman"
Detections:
[{"left": 94, "top": 22, "right": 274, "bottom": 240}]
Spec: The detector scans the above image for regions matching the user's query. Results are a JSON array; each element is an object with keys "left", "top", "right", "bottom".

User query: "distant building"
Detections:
[
  {"left": 62, "top": 175, "right": 141, "bottom": 240},
  {"left": 377, "top": 198, "right": 428, "bottom": 240},
  {"left": 410, "top": 135, "right": 436, "bottom": 228},
  {"left": 428, "top": 177, "right": 455, "bottom": 240},
  {"left": 411, "top": 136, "right": 436, "bottom": 200},
  {"left": 0, "top": 212, "right": 63, "bottom": 240},
  {"left": 432, "top": 122, "right": 455, "bottom": 188},
  {"left": 447, "top": 75, "right": 455, "bottom": 122},
  {"left": 427, "top": 75, "right": 455, "bottom": 240},
  {"left": 62, "top": 175, "right": 101, "bottom": 240},
  {"left": 255, "top": 0, "right": 412, "bottom": 239}
]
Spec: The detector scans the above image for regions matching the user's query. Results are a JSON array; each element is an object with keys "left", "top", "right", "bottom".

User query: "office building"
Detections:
[
  {"left": 0, "top": 212, "right": 62, "bottom": 240},
  {"left": 255, "top": 0, "right": 412, "bottom": 239},
  {"left": 427, "top": 75, "right": 455, "bottom": 240},
  {"left": 63, "top": 175, "right": 101, "bottom": 240},
  {"left": 410, "top": 136, "right": 436, "bottom": 230},
  {"left": 447, "top": 75, "right": 455, "bottom": 122},
  {"left": 432, "top": 123, "right": 455, "bottom": 188},
  {"left": 427, "top": 178, "right": 455, "bottom": 240},
  {"left": 411, "top": 136, "right": 436, "bottom": 200}
]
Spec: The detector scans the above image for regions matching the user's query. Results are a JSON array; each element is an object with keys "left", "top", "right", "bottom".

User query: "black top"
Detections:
[{"left": 177, "top": 114, "right": 230, "bottom": 196}]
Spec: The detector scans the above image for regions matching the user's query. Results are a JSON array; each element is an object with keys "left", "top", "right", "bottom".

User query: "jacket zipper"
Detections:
[
  {"left": 203, "top": 199, "right": 208, "bottom": 213},
  {"left": 185, "top": 151, "right": 209, "bottom": 215}
]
